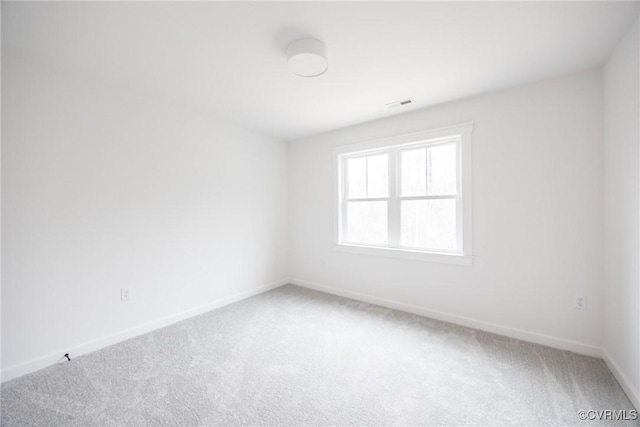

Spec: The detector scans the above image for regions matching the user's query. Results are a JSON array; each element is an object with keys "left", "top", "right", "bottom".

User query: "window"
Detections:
[{"left": 335, "top": 123, "right": 472, "bottom": 265}]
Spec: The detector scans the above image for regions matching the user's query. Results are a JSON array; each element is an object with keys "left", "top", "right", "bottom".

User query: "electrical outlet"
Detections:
[
  {"left": 575, "top": 296, "right": 587, "bottom": 310},
  {"left": 121, "top": 288, "right": 131, "bottom": 302}
]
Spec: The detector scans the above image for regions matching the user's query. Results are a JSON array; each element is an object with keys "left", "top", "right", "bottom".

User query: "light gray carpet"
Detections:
[{"left": 1, "top": 284, "right": 637, "bottom": 426}]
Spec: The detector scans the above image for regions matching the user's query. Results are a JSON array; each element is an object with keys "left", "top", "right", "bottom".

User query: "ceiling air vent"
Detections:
[{"left": 385, "top": 98, "right": 414, "bottom": 109}]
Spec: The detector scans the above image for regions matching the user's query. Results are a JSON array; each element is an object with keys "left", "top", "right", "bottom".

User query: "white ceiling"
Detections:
[{"left": 3, "top": 1, "right": 639, "bottom": 141}]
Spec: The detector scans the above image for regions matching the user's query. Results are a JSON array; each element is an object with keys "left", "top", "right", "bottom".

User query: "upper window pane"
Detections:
[
  {"left": 367, "top": 154, "right": 388, "bottom": 197},
  {"left": 347, "top": 154, "right": 388, "bottom": 199},
  {"left": 347, "top": 157, "right": 366, "bottom": 198},
  {"left": 427, "top": 143, "right": 457, "bottom": 195},
  {"left": 401, "top": 148, "right": 426, "bottom": 196}
]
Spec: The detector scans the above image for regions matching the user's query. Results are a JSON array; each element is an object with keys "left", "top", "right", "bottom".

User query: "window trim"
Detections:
[{"left": 333, "top": 122, "right": 473, "bottom": 265}]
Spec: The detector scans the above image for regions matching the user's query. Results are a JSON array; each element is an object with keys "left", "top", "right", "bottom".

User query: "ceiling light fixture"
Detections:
[{"left": 286, "top": 38, "right": 328, "bottom": 77}]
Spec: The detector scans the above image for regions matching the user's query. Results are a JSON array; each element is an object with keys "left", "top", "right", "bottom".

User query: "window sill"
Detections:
[{"left": 334, "top": 243, "right": 473, "bottom": 266}]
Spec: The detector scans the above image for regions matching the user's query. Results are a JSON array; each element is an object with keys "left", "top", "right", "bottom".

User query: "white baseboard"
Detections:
[
  {"left": 1, "top": 278, "right": 288, "bottom": 383},
  {"left": 6, "top": 277, "right": 638, "bottom": 411},
  {"left": 602, "top": 349, "right": 640, "bottom": 410},
  {"left": 289, "top": 277, "right": 603, "bottom": 358},
  {"left": 290, "top": 278, "right": 640, "bottom": 409}
]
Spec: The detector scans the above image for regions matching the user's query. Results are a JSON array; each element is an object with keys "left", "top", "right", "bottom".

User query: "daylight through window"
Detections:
[{"left": 336, "top": 124, "right": 472, "bottom": 262}]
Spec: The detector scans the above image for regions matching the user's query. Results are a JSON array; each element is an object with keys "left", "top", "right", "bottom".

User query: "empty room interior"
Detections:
[{"left": 2, "top": 1, "right": 640, "bottom": 425}]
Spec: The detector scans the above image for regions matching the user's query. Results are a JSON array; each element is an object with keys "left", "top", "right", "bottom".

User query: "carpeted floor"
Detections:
[{"left": 1, "top": 284, "right": 637, "bottom": 426}]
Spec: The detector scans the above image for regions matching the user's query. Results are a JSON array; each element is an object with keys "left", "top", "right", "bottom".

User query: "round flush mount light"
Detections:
[{"left": 286, "top": 38, "right": 328, "bottom": 77}]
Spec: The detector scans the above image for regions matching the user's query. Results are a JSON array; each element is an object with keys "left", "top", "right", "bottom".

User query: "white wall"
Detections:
[
  {"left": 603, "top": 17, "right": 640, "bottom": 406},
  {"left": 1, "top": 57, "right": 288, "bottom": 379},
  {"left": 289, "top": 69, "right": 604, "bottom": 355}
]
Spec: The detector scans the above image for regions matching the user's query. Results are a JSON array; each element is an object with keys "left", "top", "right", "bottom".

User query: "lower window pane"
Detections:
[
  {"left": 401, "top": 199, "right": 456, "bottom": 250},
  {"left": 347, "top": 201, "right": 388, "bottom": 245}
]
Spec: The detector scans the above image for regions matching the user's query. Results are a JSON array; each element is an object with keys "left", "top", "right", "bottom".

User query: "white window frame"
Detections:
[{"left": 333, "top": 123, "right": 473, "bottom": 266}]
